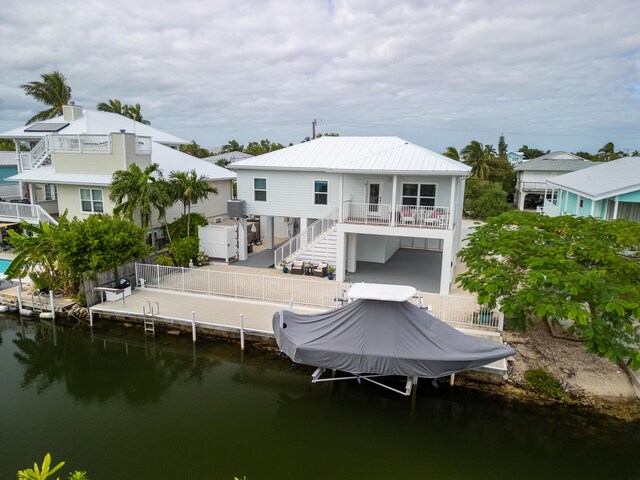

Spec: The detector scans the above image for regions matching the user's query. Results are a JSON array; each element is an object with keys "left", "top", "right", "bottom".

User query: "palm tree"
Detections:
[
  {"left": 631, "top": 150, "right": 640, "bottom": 157},
  {"left": 168, "top": 170, "right": 218, "bottom": 236},
  {"left": 110, "top": 163, "right": 170, "bottom": 247},
  {"left": 461, "top": 140, "right": 493, "bottom": 180},
  {"left": 442, "top": 146, "right": 460, "bottom": 161},
  {"left": 97, "top": 98, "right": 126, "bottom": 114},
  {"left": 221, "top": 139, "right": 244, "bottom": 153},
  {"left": 97, "top": 99, "right": 151, "bottom": 125},
  {"left": 124, "top": 103, "right": 151, "bottom": 125},
  {"left": 21, "top": 71, "right": 72, "bottom": 125}
]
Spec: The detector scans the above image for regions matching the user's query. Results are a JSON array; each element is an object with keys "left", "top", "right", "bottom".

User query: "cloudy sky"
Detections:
[{"left": 1, "top": 0, "right": 639, "bottom": 153}]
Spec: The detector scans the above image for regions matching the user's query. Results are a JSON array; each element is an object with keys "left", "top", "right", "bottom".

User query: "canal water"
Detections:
[{"left": 1, "top": 317, "right": 638, "bottom": 480}]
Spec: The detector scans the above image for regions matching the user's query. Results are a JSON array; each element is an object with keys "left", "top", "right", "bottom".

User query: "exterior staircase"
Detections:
[
  {"left": 28, "top": 136, "right": 52, "bottom": 169},
  {"left": 274, "top": 209, "right": 339, "bottom": 267},
  {"left": 288, "top": 227, "right": 337, "bottom": 266}
]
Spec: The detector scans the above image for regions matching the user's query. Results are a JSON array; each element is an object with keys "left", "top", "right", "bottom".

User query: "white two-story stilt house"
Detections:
[{"left": 231, "top": 136, "right": 471, "bottom": 294}]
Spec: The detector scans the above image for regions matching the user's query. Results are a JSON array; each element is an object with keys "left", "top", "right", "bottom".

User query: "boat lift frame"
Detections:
[{"left": 311, "top": 367, "right": 419, "bottom": 396}]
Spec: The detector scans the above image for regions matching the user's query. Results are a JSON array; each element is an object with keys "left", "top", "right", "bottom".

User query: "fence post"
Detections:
[
  {"left": 192, "top": 311, "right": 197, "bottom": 342},
  {"left": 156, "top": 264, "right": 160, "bottom": 286},
  {"left": 182, "top": 267, "right": 186, "bottom": 291},
  {"left": 208, "top": 270, "right": 211, "bottom": 294}
]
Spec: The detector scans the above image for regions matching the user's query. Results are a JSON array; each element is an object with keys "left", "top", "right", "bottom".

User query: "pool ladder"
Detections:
[{"left": 143, "top": 301, "right": 159, "bottom": 336}]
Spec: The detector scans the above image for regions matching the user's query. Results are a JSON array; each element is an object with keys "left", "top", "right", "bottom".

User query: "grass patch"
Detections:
[{"left": 524, "top": 367, "right": 571, "bottom": 401}]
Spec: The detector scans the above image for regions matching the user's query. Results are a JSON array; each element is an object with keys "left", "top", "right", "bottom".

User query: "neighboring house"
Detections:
[
  {"left": 231, "top": 136, "right": 471, "bottom": 294},
  {"left": 513, "top": 151, "right": 593, "bottom": 210},
  {"left": 506, "top": 151, "right": 525, "bottom": 165},
  {"left": 543, "top": 156, "right": 640, "bottom": 222},
  {"left": 0, "top": 152, "right": 21, "bottom": 200},
  {"left": 203, "top": 151, "right": 253, "bottom": 165},
  {"left": 0, "top": 104, "right": 236, "bottom": 232}
]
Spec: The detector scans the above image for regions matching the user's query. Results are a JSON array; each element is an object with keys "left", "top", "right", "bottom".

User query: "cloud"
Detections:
[{"left": 1, "top": 0, "right": 639, "bottom": 152}]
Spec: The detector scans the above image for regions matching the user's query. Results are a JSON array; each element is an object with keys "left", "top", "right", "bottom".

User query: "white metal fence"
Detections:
[
  {"left": 52, "top": 134, "right": 112, "bottom": 153},
  {"left": 135, "top": 263, "right": 348, "bottom": 309},
  {"left": 274, "top": 208, "right": 338, "bottom": 265},
  {"left": 135, "top": 136, "right": 152, "bottom": 155},
  {"left": 134, "top": 263, "right": 502, "bottom": 330}
]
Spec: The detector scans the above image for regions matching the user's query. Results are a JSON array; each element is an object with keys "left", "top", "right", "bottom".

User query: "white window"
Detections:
[
  {"left": 80, "top": 188, "right": 104, "bottom": 213},
  {"left": 254, "top": 178, "right": 267, "bottom": 202},
  {"left": 402, "top": 183, "right": 436, "bottom": 207},
  {"left": 314, "top": 180, "right": 328, "bottom": 205},
  {"left": 44, "top": 184, "right": 57, "bottom": 201}
]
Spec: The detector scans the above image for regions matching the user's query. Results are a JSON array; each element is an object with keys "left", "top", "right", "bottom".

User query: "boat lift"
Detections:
[{"left": 311, "top": 367, "right": 419, "bottom": 396}]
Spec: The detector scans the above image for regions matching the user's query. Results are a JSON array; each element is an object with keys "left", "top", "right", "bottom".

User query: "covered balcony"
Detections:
[{"left": 342, "top": 202, "right": 451, "bottom": 229}]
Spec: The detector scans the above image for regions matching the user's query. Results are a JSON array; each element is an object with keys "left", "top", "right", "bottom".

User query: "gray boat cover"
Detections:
[{"left": 273, "top": 299, "right": 516, "bottom": 378}]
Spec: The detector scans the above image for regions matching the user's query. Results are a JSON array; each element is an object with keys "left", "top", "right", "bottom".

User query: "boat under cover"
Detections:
[{"left": 273, "top": 298, "right": 516, "bottom": 379}]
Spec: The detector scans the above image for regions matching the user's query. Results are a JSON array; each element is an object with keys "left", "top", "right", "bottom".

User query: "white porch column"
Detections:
[
  {"left": 264, "top": 215, "right": 274, "bottom": 249},
  {"left": 28, "top": 184, "right": 35, "bottom": 204},
  {"left": 439, "top": 235, "right": 454, "bottom": 295},
  {"left": 237, "top": 217, "right": 248, "bottom": 261},
  {"left": 613, "top": 197, "right": 619, "bottom": 219},
  {"left": 390, "top": 175, "right": 397, "bottom": 226},
  {"left": 518, "top": 188, "right": 525, "bottom": 210},
  {"left": 336, "top": 229, "right": 346, "bottom": 282},
  {"left": 590, "top": 199, "right": 596, "bottom": 217},
  {"left": 575, "top": 195, "right": 581, "bottom": 216},
  {"left": 449, "top": 176, "right": 456, "bottom": 229},
  {"left": 338, "top": 174, "right": 344, "bottom": 223},
  {"left": 347, "top": 233, "right": 357, "bottom": 272}
]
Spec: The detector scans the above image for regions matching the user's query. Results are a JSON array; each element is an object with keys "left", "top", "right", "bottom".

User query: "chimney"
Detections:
[{"left": 62, "top": 101, "right": 84, "bottom": 122}]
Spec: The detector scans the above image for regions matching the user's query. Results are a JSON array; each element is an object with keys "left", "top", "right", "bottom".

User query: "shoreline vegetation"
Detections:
[{"left": 43, "top": 310, "right": 640, "bottom": 422}]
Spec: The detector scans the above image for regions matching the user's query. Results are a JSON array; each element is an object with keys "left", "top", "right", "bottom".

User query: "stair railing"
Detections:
[{"left": 274, "top": 208, "right": 338, "bottom": 266}]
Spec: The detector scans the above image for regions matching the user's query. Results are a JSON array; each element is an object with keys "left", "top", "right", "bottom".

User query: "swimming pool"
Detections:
[{"left": 0, "top": 258, "right": 11, "bottom": 274}]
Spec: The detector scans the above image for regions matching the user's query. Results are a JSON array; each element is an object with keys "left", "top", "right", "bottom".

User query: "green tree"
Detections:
[
  {"left": 55, "top": 214, "right": 149, "bottom": 291},
  {"left": 220, "top": 139, "right": 244, "bottom": 153},
  {"left": 168, "top": 170, "right": 217, "bottom": 237},
  {"left": 498, "top": 135, "right": 507, "bottom": 157},
  {"left": 442, "top": 146, "right": 460, "bottom": 161},
  {"left": 110, "top": 163, "right": 170, "bottom": 237},
  {"left": 123, "top": 103, "right": 150, "bottom": 125},
  {"left": 169, "top": 236, "right": 200, "bottom": 266},
  {"left": 96, "top": 98, "right": 126, "bottom": 115},
  {"left": 597, "top": 142, "right": 624, "bottom": 162},
  {"left": 457, "top": 211, "right": 640, "bottom": 368},
  {"left": 165, "top": 212, "right": 208, "bottom": 242},
  {"left": 463, "top": 178, "right": 509, "bottom": 219},
  {"left": 0, "top": 139, "right": 16, "bottom": 151},
  {"left": 519, "top": 145, "right": 547, "bottom": 160},
  {"left": 179, "top": 140, "right": 211, "bottom": 158},
  {"left": 461, "top": 140, "right": 494, "bottom": 180},
  {"left": 97, "top": 99, "right": 151, "bottom": 125},
  {"left": 21, "top": 71, "right": 72, "bottom": 125},
  {"left": 245, "top": 139, "right": 285, "bottom": 156},
  {"left": 631, "top": 150, "right": 640, "bottom": 157},
  {"left": 5, "top": 222, "right": 68, "bottom": 292},
  {"left": 574, "top": 151, "right": 596, "bottom": 161}
]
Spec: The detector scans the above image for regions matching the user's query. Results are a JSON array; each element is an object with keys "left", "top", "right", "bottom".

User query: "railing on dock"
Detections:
[{"left": 133, "top": 263, "right": 503, "bottom": 330}]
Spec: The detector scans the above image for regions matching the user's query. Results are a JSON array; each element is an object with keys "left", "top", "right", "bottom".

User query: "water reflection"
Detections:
[{"left": 13, "top": 321, "right": 219, "bottom": 405}]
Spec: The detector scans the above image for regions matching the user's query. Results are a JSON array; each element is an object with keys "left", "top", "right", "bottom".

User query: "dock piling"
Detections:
[
  {"left": 240, "top": 313, "right": 245, "bottom": 351},
  {"left": 49, "top": 290, "right": 55, "bottom": 319},
  {"left": 191, "top": 311, "right": 196, "bottom": 342}
]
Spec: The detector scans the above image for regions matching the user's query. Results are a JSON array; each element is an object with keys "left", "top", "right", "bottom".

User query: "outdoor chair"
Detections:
[
  {"left": 291, "top": 260, "right": 305, "bottom": 275},
  {"left": 313, "top": 262, "right": 328, "bottom": 277},
  {"left": 421, "top": 208, "right": 442, "bottom": 227},
  {"left": 399, "top": 208, "right": 416, "bottom": 225}
]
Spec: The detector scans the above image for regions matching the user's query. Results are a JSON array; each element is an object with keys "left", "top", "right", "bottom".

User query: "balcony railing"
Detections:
[
  {"left": 51, "top": 134, "right": 112, "bottom": 153},
  {"left": 135, "top": 136, "right": 152, "bottom": 155},
  {"left": 342, "top": 202, "right": 451, "bottom": 229},
  {"left": 519, "top": 181, "right": 548, "bottom": 192}
]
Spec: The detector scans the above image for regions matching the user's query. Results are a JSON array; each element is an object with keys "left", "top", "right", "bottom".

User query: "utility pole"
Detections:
[{"left": 312, "top": 119, "right": 317, "bottom": 140}]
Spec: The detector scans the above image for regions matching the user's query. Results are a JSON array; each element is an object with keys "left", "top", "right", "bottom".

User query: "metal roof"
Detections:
[
  {"left": 6, "top": 144, "right": 236, "bottom": 185},
  {"left": 202, "top": 151, "right": 254, "bottom": 163},
  {"left": 546, "top": 156, "right": 640, "bottom": 200},
  {"left": 7, "top": 165, "right": 113, "bottom": 186},
  {"left": 0, "top": 152, "right": 20, "bottom": 167},
  {"left": 0, "top": 109, "right": 187, "bottom": 146},
  {"left": 230, "top": 136, "right": 471, "bottom": 175},
  {"left": 514, "top": 151, "right": 592, "bottom": 172},
  {"left": 153, "top": 143, "right": 236, "bottom": 181}
]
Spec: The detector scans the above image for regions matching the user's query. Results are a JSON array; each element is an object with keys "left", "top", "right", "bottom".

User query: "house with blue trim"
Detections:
[{"left": 543, "top": 156, "right": 640, "bottom": 222}]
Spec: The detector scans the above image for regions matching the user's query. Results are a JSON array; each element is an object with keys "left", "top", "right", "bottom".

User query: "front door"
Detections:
[{"left": 367, "top": 182, "right": 381, "bottom": 213}]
